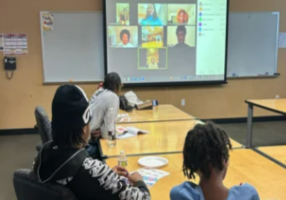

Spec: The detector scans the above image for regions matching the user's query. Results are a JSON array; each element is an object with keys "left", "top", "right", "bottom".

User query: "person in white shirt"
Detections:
[
  {"left": 148, "top": 57, "right": 159, "bottom": 69},
  {"left": 89, "top": 72, "right": 122, "bottom": 139},
  {"left": 117, "top": 29, "right": 135, "bottom": 48}
]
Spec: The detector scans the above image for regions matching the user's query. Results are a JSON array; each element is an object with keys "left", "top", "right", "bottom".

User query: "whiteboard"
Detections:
[
  {"left": 40, "top": 12, "right": 104, "bottom": 83},
  {"left": 227, "top": 12, "right": 279, "bottom": 77},
  {"left": 40, "top": 11, "right": 280, "bottom": 83}
]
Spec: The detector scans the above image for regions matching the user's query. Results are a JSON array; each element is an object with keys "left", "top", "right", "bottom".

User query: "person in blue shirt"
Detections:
[
  {"left": 140, "top": 4, "right": 163, "bottom": 26},
  {"left": 170, "top": 122, "right": 260, "bottom": 200}
]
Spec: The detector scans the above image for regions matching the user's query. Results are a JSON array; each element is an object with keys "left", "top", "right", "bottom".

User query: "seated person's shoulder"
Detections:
[
  {"left": 99, "top": 89, "right": 118, "bottom": 100},
  {"left": 230, "top": 183, "right": 259, "bottom": 199},
  {"left": 170, "top": 182, "right": 201, "bottom": 200},
  {"left": 106, "top": 90, "right": 119, "bottom": 99}
]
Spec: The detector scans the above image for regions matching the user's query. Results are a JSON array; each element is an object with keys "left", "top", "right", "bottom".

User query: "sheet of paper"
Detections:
[
  {"left": 117, "top": 132, "right": 135, "bottom": 139},
  {"left": 116, "top": 126, "right": 136, "bottom": 139},
  {"left": 278, "top": 32, "right": 286, "bottom": 48},
  {"left": 3, "top": 34, "right": 16, "bottom": 55},
  {"left": 120, "top": 118, "right": 130, "bottom": 122},
  {"left": 116, "top": 126, "right": 149, "bottom": 139},
  {"left": 137, "top": 168, "right": 170, "bottom": 180},
  {"left": 42, "top": 13, "right": 54, "bottom": 31},
  {"left": 120, "top": 168, "right": 169, "bottom": 188},
  {"left": 0, "top": 34, "right": 3, "bottom": 51},
  {"left": 116, "top": 126, "right": 127, "bottom": 134},
  {"left": 137, "top": 168, "right": 170, "bottom": 188},
  {"left": 15, "top": 34, "right": 28, "bottom": 55},
  {"left": 3, "top": 33, "right": 28, "bottom": 55},
  {"left": 20, "top": 34, "right": 28, "bottom": 54},
  {"left": 117, "top": 113, "right": 131, "bottom": 122}
]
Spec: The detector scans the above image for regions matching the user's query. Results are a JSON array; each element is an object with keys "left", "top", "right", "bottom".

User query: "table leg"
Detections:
[{"left": 246, "top": 104, "right": 253, "bottom": 148}]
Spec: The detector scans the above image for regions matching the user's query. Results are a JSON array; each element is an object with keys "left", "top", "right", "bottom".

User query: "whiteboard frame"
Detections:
[
  {"left": 39, "top": 11, "right": 281, "bottom": 83},
  {"left": 39, "top": 11, "right": 104, "bottom": 84},
  {"left": 227, "top": 11, "right": 280, "bottom": 78}
]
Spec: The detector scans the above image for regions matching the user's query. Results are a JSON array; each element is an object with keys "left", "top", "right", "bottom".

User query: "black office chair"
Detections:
[
  {"left": 13, "top": 169, "right": 77, "bottom": 200},
  {"left": 34, "top": 106, "right": 52, "bottom": 151}
]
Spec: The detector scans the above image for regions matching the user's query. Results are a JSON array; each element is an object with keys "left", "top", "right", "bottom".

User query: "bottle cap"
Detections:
[{"left": 120, "top": 150, "right": 125, "bottom": 154}]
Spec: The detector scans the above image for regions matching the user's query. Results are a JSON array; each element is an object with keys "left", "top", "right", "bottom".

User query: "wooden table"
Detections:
[
  {"left": 100, "top": 120, "right": 242, "bottom": 157},
  {"left": 118, "top": 104, "right": 196, "bottom": 124},
  {"left": 107, "top": 150, "right": 286, "bottom": 200},
  {"left": 257, "top": 145, "right": 286, "bottom": 168},
  {"left": 245, "top": 99, "right": 286, "bottom": 148}
]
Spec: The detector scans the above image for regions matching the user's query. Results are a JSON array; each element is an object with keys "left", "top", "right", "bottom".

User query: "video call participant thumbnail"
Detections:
[
  {"left": 148, "top": 57, "right": 159, "bottom": 69},
  {"left": 108, "top": 26, "right": 138, "bottom": 48},
  {"left": 138, "top": 48, "right": 167, "bottom": 70},
  {"left": 116, "top": 3, "right": 130, "bottom": 25},
  {"left": 168, "top": 25, "right": 196, "bottom": 75},
  {"left": 118, "top": 29, "right": 134, "bottom": 47},
  {"left": 167, "top": 4, "right": 196, "bottom": 25},
  {"left": 138, "top": 4, "right": 167, "bottom": 26},
  {"left": 177, "top": 9, "right": 189, "bottom": 24},
  {"left": 141, "top": 26, "right": 165, "bottom": 48},
  {"left": 174, "top": 25, "right": 193, "bottom": 48}
]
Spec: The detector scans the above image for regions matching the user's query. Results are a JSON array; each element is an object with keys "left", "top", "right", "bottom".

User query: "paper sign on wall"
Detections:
[
  {"left": 278, "top": 32, "right": 286, "bottom": 48},
  {"left": 0, "top": 34, "right": 3, "bottom": 50},
  {"left": 42, "top": 13, "right": 54, "bottom": 31},
  {"left": 3, "top": 33, "right": 28, "bottom": 55},
  {"left": 3, "top": 34, "right": 16, "bottom": 55},
  {"left": 16, "top": 34, "right": 28, "bottom": 55}
]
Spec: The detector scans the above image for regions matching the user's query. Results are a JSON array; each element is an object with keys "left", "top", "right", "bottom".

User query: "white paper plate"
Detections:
[{"left": 138, "top": 156, "right": 168, "bottom": 168}]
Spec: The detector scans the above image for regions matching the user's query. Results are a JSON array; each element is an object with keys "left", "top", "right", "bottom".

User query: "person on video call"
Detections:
[
  {"left": 119, "top": 11, "right": 126, "bottom": 25},
  {"left": 140, "top": 4, "right": 163, "bottom": 26},
  {"left": 168, "top": 25, "right": 196, "bottom": 75},
  {"left": 174, "top": 25, "right": 191, "bottom": 48},
  {"left": 176, "top": 9, "right": 189, "bottom": 24},
  {"left": 148, "top": 57, "right": 159, "bottom": 69},
  {"left": 117, "top": 29, "right": 134, "bottom": 48}
]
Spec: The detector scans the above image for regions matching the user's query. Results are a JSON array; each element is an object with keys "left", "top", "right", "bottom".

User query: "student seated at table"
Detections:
[
  {"left": 90, "top": 72, "right": 122, "bottom": 139},
  {"left": 170, "top": 123, "right": 260, "bottom": 200},
  {"left": 33, "top": 85, "right": 150, "bottom": 200}
]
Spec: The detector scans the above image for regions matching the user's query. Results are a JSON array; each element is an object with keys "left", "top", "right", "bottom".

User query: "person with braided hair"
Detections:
[{"left": 170, "top": 122, "right": 260, "bottom": 200}]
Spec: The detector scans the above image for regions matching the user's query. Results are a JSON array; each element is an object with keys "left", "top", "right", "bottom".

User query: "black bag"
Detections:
[{"left": 119, "top": 95, "right": 133, "bottom": 112}]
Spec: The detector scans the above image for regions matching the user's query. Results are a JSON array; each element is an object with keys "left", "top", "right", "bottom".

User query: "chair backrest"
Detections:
[
  {"left": 13, "top": 169, "right": 77, "bottom": 200},
  {"left": 35, "top": 106, "right": 52, "bottom": 143}
]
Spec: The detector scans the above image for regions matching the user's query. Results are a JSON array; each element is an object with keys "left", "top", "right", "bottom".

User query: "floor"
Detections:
[
  {"left": 0, "top": 134, "right": 40, "bottom": 200},
  {"left": 220, "top": 121, "right": 286, "bottom": 147},
  {"left": 0, "top": 121, "right": 286, "bottom": 200}
]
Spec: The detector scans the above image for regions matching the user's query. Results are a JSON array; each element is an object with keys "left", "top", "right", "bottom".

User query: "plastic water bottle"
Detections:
[
  {"left": 118, "top": 151, "right": 128, "bottom": 167},
  {"left": 108, "top": 130, "right": 116, "bottom": 147}
]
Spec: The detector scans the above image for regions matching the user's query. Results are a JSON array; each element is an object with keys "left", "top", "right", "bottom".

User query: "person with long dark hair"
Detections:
[
  {"left": 140, "top": 4, "right": 163, "bottom": 26},
  {"left": 176, "top": 9, "right": 189, "bottom": 24}
]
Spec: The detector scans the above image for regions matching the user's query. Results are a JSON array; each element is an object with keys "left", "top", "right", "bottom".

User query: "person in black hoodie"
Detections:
[{"left": 33, "top": 85, "right": 150, "bottom": 200}]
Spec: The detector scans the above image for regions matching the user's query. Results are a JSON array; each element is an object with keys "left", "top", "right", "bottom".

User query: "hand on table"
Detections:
[
  {"left": 112, "top": 166, "right": 129, "bottom": 177},
  {"left": 91, "top": 129, "right": 101, "bottom": 139}
]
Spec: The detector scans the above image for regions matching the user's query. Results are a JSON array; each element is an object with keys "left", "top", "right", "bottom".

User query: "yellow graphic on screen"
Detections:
[
  {"left": 142, "top": 26, "right": 164, "bottom": 48},
  {"left": 146, "top": 48, "right": 159, "bottom": 69}
]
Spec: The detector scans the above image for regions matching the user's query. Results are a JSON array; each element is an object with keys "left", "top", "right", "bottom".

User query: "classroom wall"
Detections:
[{"left": 0, "top": 0, "right": 285, "bottom": 130}]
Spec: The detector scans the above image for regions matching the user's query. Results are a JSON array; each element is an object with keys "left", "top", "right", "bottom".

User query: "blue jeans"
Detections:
[{"left": 86, "top": 138, "right": 102, "bottom": 160}]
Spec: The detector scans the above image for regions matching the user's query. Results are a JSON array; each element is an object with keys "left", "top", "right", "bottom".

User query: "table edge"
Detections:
[{"left": 245, "top": 100, "right": 286, "bottom": 115}]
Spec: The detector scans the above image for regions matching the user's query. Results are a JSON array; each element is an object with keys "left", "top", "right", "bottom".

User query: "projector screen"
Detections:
[{"left": 104, "top": 0, "right": 228, "bottom": 86}]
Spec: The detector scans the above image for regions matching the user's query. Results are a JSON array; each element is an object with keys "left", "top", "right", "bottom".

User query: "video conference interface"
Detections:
[{"left": 105, "top": 0, "right": 228, "bottom": 83}]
